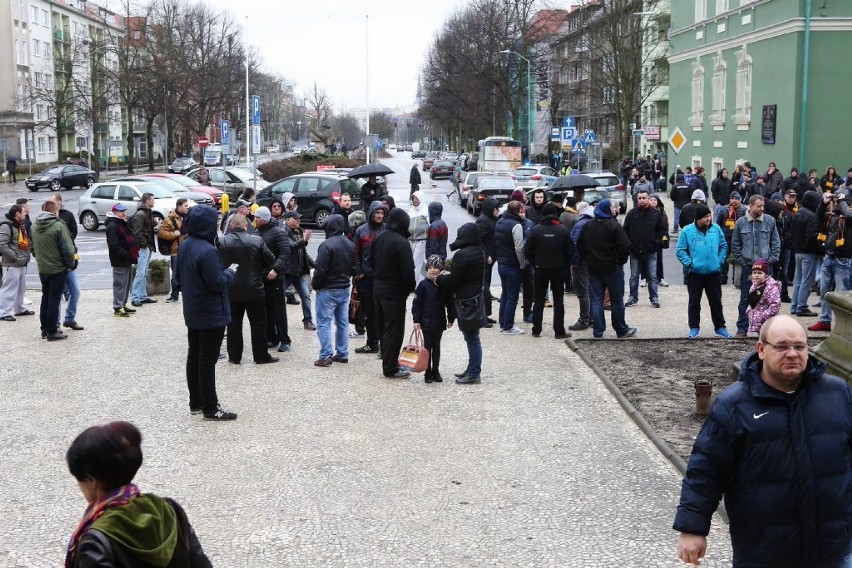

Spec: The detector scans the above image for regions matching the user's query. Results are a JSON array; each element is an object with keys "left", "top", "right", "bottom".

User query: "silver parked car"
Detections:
[{"left": 77, "top": 182, "right": 194, "bottom": 232}]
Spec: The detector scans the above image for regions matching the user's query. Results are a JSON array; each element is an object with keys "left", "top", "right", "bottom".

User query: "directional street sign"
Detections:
[
  {"left": 562, "top": 117, "right": 575, "bottom": 128},
  {"left": 252, "top": 95, "right": 261, "bottom": 126},
  {"left": 221, "top": 120, "right": 230, "bottom": 145},
  {"left": 632, "top": 129, "right": 645, "bottom": 137},
  {"left": 584, "top": 129, "right": 595, "bottom": 143},
  {"left": 550, "top": 127, "right": 561, "bottom": 142},
  {"left": 561, "top": 127, "right": 576, "bottom": 142},
  {"left": 572, "top": 139, "right": 586, "bottom": 154}
]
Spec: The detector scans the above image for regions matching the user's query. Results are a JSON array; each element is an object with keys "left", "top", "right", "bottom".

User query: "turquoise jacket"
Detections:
[{"left": 676, "top": 222, "right": 728, "bottom": 274}]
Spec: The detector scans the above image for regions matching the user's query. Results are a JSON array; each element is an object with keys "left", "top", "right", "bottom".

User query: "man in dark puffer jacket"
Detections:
[
  {"left": 674, "top": 315, "right": 852, "bottom": 568},
  {"left": 369, "top": 208, "right": 416, "bottom": 379}
]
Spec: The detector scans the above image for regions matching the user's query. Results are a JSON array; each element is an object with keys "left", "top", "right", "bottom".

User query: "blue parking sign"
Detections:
[
  {"left": 221, "top": 120, "right": 230, "bottom": 145},
  {"left": 252, "top": 95, "right": 261, "bottom": 126}
]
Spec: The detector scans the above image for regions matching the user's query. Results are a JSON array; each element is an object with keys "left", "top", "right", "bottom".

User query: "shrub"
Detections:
[{"left": 258, "top": 155, "right": 365, "bottom": 182}]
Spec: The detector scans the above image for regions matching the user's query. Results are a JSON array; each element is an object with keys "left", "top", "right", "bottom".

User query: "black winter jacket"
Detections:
[
  {"left": 494, "top": 212, "right": 523, "bottom": 268},
  {"left": 217, "top": 229, "right": 274, "bottom": 302},
  {"left": 623, "top": 205, "right": 665, "bottom": 255},
  {"left": 311, "top": 214, "right": 356, "bottom": 289},
  {"left": 58, "top": 207, "right": 78, "bottom": 242},
  {"left": 670, "top": 183, "right": 693, "bottom": 207},
  {"left": 475, "top": 197, "right": 499, "bottom": 259},
  {"left": 175, "top": 206, "right": 234, "bottom": 330},
  {"left": 674, "top": 353, "right": 852, "bottom": 567},
  {"left": 577, "top": 208, "right": 630, "bottom": 276},
  {"left": 283, "top": 225, "right": 313, "bottom": 276},
  {"left": 437, "top": 223, "right": 486, "bottom": 300},
  {"left": 711, "top": 175, "right": 730, "bottom": 205},
  {"left": 524, "top": 215, "right": 574, "bottom": 269},
  {"left": 369, "top": 208, "right": 415, "bottom": 298},
  {"left": 412, "top": 278, "right": 454, "bottom": 332},
  {"left": 73, "top": 498, "right": 211, "bottom": 568},
  {"left": 256, "top": 221, "right": 291, "bottom": 280},
  {"left": 815, "top": 194, "right": 852, "bottom": 258},
  {"left": 787, "top": 191, "right": 821, "bottom": 254},
  {"left": 130, "top": 204, "right": 155, "bottom": 250}
]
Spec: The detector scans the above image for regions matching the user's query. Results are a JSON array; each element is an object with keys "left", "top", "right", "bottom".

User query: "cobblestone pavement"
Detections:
[{"left": 0, "top": 288, "right": 740, "bottom": 567}]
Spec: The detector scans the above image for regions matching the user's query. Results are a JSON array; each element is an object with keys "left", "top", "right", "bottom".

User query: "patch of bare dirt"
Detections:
[{"left": 577, "top": 338, "right": 824, "bottom": 464}]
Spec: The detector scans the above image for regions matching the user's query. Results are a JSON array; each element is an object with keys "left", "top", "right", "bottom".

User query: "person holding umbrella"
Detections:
[{"left": 348, "top": 163, "right": 393, "bottom": 211}]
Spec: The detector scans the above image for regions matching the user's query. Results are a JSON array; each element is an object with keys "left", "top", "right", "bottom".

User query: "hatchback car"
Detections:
[
  {"left": 78, "top": 182, "right": 194, "bottom": 232},
  {"left": 457, "top": 171, "right": 495, "bottom": 205},
  {"left": 430, "top": 160, "right": 455, "bottom": 180},
  {"left": 467, "top": 176, "right": 518, "bottom": 216},
  {"left": 168, "top": 157, "right": 197, "bottom": 174},
  {"left": 185, "top": 167, "right": 269, "bottom": 200},
  {"left": 513, "top": 165, "right": 559, "bottom": 190},
  {"left": 422, "top": 154, "right": 438, "bottom": 171},
  {"left": 586, "top": 171, "right": 626, "bottom": 213},
  {"left": 25, "top": 165, "right": 98, "bottom": 192},
  {"left": 255, "top": 173, "right": 361, "bottom": 226},
  {"left": 112, "top": 175, "right": 214, "bottom": 207}
]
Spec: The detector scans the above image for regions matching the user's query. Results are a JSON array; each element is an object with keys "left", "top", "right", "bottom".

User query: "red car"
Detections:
[{"left": 143, "top": 173, "right": 225, "bottom": 208}]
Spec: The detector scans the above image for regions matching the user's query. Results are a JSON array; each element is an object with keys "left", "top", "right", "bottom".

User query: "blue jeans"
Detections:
[
  {"left": 790, "top": 253, "right": 817, "bottom": 314},
  {"left": 60, "top": 269, "right": 80, "bottom": 325},
  {"left": 673, "top": 205, "right": 682, "bottom": 230},
  {"left": 285, "top": 273, "right": 313, "bottom": 323},
  {"left": 589, "top": 269, "right": 629, "bottom": 338},
  {"left": 169, "top": 256, "right": 180, "bottom": 299},
  {"left": 130, "top": 248, "right": 151, "bottom": 302},
  {"left": 628, "top": 252, "right": 658, "bottom": 302},
  {"left": 316, "top": 287, "right": 350, "bottom": 360},
  {"left": 817, "top": 256, "right": 851, "bottom": 324},
  {"left": 461, "top": 328, "right": 482, "bottom": 379},
  {"left": 498, "top": 263, "right": 522, "bottom": 330}
]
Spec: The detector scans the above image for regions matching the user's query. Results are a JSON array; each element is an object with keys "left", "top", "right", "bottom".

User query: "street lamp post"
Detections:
[{"left": 500, "top": 49, "right": 532, "bottom": 162}]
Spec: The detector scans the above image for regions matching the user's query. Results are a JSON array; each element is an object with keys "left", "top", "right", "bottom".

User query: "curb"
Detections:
[{"left": 565, "top": 336, "right": 730, "bottom": 524}]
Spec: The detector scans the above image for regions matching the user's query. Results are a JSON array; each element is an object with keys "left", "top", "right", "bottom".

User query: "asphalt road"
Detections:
[{"left": 1, "top": 151, "right": 681, "bottom": 290}]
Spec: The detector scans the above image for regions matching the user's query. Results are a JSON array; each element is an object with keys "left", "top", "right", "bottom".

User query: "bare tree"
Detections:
[{"left": 304, "top": 82, "right": 333, "bottom": 148}]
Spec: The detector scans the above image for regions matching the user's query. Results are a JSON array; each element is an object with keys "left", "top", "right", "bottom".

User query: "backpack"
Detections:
[{"left": 157, "top": 216, "right": 176, "bottom": 256}]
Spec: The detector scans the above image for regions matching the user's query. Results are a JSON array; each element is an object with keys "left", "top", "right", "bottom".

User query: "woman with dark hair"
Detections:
[
  {"left": 647, "top": 194, "right": 670, "bottom": 287},
  {"left": 65, "top": 421, "right": 211, "bottom": 567},
  {"left": 821, "top": 165, "right": 841, "bottom": 193},
  {"left": 437, "top": 223, "right": 486, "bottom": 384}
]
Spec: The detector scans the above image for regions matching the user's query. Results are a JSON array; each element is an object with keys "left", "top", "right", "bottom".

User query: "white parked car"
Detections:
[{"left": 77, "top": 181, "right": 195, "bottom": 232}]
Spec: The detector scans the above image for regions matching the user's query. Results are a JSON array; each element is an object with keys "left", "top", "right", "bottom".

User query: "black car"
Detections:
[
  {"left": 412, "top": 150, "right": 426, "bottom": 159},
  {"left": 464, "top": 153, "right": 479, "bottom": 171},
  {"left": 168, "top": 157, "right": 197, "bottom": 174},
  {"left": 25, "top": 165, "right": 99, "bottom": 192},
  {"left": 430, "top": 160, "right": 455, "bottom": 180},
  {"left": 467, "top": 176, "right": 517, "bottom": 216},
  {"left": 255, "top": 173, "right": 362, "bottom": 226}
]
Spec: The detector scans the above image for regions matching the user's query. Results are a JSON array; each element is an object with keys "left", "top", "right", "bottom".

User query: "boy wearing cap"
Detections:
[{"left": 104, "top": 203, "right": 138, "bottom": 317}]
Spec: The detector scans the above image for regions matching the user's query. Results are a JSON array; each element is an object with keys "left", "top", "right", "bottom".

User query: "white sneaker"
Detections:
[
  {"left": 23, "top": 297, "right": 32, "bottom": 305},
  {"left": 500, "top": 326, "right": 525, "bottom": 335},
  {"left": 349, "top": 330, "right": 364, "bottom": 338},
  {"left": 659, "top": 279, "right": 670, "bottom": 287},
  {"left": 639, "top": 279, "right": 646, "bottom": 287}
]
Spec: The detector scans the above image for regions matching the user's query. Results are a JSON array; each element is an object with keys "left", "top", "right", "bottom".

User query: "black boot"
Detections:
[
  {"left": 424, "top": 369, "right": 435, "bottom": 383},
  {"left": 431, "top": 370, "right": 443, "bottom": 382}
]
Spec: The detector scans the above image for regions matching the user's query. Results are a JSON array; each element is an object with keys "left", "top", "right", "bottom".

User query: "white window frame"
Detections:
[
  {"left": 689, "top": 60, "right": 705, "bottom": 129},
  {"left": 31, "top": 5, "right": 38, "bottom": 22},
  {"left": 33, "top": 39, "right": 39, "bottom": 56},
  {"left": 38, "top": 137, "right": 46, "bottom": 153},
  {"left": 711, "top": 54, "right": 727, "bottom": 126},
  {"left": 733, "top": 48, "right": 752, "bottom": 128},
  {"left": 42, "top": 9, "right": 48, "bottom": 26},
  {"left": 716, "top": 0, "right": 730, "bottom": 14},
  {"left": 48, "top": 137, "right": 55, "bottom": 152},
  {"left": 695, "top": 0, "right": 707, "bottom": 22}
]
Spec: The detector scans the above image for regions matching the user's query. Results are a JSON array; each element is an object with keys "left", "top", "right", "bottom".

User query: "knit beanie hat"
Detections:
[
  {"left": 694, "top": 204, "right": 711, "bottom": 220},
  {"left": 752, "top": 258, "right": 770, "bottom": 274}
]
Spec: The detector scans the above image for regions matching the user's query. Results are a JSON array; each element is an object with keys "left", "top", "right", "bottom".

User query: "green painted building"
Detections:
[{"left": 667, "top": 0, "right": 852, "bottom": 179}]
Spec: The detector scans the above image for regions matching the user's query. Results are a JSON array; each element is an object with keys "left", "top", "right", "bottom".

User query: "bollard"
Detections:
[{"left": 694, "top": 380, "right": 712, "bottom": 415}]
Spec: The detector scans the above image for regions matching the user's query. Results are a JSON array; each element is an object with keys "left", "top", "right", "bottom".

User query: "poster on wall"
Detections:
[{"left": 761, "top": 105, "right": 777, "bottom": 145}]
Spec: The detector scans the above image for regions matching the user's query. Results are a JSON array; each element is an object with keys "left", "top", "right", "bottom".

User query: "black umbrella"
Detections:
[
  {"left": 347, "top": 163, "right": 394, "bottom": 179},
  {"left": 549, "top": 174, "right": 600, "bottom": 191}
]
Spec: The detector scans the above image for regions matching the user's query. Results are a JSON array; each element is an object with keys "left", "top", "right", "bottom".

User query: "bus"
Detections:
[{"left": 477, "top": 136, "right": 522, "bottom": 174}]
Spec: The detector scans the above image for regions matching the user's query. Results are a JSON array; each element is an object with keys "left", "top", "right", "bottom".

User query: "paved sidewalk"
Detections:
[{"left": 0, "top": 288, "right": 741, "bottom": 567}]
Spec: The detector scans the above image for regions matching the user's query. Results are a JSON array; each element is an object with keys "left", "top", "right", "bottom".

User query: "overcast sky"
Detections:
[{"left": 199, "top": 0, "right": 467, "bottom": 112}]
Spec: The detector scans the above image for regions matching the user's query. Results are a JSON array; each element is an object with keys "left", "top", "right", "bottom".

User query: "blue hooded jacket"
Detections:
[
  {"left": 175, "top": 206, "right": 233, "bottom": 329},
  {"left": 674, "top": 352, "right": 852, "bottom": 567}
]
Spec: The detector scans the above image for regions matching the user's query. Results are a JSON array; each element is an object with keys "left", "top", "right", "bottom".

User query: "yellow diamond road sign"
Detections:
[{"left": 669, "top": 126, "right": 687, "bottom": 154}]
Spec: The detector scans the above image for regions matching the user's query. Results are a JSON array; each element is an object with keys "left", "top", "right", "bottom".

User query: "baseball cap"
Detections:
[
  {"left": 236, "top": 199, "right": 251, "bottom": 208},
  {"left": 112, "top": 203, "right": 127, "bottom": 212},
  {"left": 730, "top": 191, "right": 742, "bottom": 201},
  {"left": 284, "top": 210, "right": 302, "bottom": 219},
  {"left": 254, "top": 206, "right": 271, "bottom": 222},
  {"left": 785, "top": 189, "right": 798, "bottom": 196}
]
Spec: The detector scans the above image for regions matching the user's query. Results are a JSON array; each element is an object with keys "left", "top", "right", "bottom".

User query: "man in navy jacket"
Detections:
[
  {"left": 175, "top": 205, "right": 238, "bottom": 421},
  {"left": 674, "top": 315, "right": 852, "bottom": 567}
]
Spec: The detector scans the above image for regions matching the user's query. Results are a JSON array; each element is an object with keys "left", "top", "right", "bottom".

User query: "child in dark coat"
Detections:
[{"left": 412, "top": 255, "right": 455, "bottom": 383}]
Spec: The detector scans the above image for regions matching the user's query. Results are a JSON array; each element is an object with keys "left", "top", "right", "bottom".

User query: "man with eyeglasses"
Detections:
[{"left": 674, "top": 314, "right": 852, "bottom": 567}]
